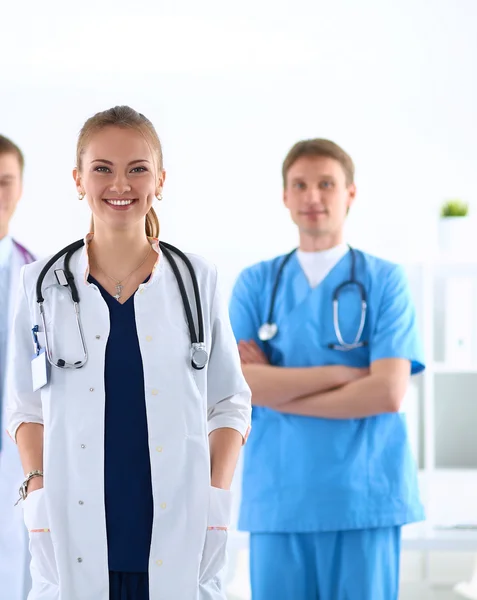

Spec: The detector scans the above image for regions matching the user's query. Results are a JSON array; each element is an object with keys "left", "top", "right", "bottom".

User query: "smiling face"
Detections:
[
  {"left": 283, "top": 155, "right": 356, "bottom": 249},
  {"left": 73, "top": 125, "right": 165, "bottom": 234}
]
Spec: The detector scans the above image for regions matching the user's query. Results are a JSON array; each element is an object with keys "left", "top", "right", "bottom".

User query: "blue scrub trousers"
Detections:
[{"left": 250, "top": 528, "right": 401, "bottom": 600}]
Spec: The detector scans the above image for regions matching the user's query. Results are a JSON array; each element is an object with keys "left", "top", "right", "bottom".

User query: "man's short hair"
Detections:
[
  {"left": 282, "top": 139, "right": 354, "bottom": 187},
  {"left": 0, "top": 135, "right": 25, "bottom": 174}
]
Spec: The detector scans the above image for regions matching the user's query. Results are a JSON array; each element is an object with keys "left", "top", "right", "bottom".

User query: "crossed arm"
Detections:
[{"left": 238, "top": 340, "right": 410, "bottom": 419}]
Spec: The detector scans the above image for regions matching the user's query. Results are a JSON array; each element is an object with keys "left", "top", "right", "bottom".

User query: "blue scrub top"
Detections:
[
  {"left": 90, "top": 275, "right": 153, "bottom": 573},
  {"left": 229, "top": 249, "right": 425, "bottom": 533}
]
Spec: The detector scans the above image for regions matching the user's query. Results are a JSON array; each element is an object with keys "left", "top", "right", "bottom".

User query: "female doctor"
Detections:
[{"left": 5, "top": 105, "right": 251, "bottom": 600}]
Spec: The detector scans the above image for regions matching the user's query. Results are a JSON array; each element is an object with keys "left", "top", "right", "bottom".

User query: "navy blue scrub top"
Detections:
[{"left": 89, "top": 275, "right": 153, "bottom": 573}]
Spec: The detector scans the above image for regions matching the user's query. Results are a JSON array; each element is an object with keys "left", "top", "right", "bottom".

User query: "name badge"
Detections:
[
  {"left": 31, "top": 325, "right": 49, "bottom": 391},
  {"left": 31, "top": 349, "right": 49, "bottom": 391}
]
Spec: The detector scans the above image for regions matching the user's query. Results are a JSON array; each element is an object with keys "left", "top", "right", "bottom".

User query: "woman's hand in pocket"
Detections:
[
  {"left": 199, "top": 487, "right": 233, "bottom": 585},
  {"left": 27, "top": 476, "right": 44, "bottom": 496}
]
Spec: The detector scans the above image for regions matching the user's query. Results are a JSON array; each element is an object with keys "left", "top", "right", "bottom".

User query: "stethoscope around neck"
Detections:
[
  {"left": 34, "top": 238, "right": 209, "bottom": 371},
  {"left": 258, "top": 246, "right": 368, "bottom": 351}
]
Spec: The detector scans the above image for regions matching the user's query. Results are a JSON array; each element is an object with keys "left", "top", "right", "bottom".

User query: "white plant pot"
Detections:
[{"left": 438, "top": 216, "right": 473, "bottom": 255}]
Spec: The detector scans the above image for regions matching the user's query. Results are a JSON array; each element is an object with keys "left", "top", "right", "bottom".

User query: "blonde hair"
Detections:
[
  {"left": 282, "top": 139, "right": 355, "bottom": 187},
  {"left": 77, "top": 106, "right": 162, "bottom": 238}
]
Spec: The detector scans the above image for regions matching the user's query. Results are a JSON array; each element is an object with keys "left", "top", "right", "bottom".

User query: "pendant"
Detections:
[{"left": 114, "top": 283, "right": 123, "bottom": 301}]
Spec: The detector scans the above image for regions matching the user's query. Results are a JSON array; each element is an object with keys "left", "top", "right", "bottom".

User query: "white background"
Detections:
[
  {"left": 2, "top": 0, "right": 477, "bottom": 296},
  {"left": 2, "top": 2, "right": 477, "bottom": 597}
]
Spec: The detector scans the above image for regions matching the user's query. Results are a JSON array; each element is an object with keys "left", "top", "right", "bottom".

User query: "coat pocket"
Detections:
[
  {"left": 23, "top": 488, "right": 59, "bottom": 595},
  {"left": 199, "top": 486, "right": 233, "bottom": 589}
]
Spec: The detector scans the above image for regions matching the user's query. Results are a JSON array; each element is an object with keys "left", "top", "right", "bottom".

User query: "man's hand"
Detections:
[{"left": 238, "top": 340, "right": 269, "bottom": 365}]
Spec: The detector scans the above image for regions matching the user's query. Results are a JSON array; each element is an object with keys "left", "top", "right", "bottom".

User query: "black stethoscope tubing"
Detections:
[{"left": 35, "top": 239, "right": 208, "bottom": 370}]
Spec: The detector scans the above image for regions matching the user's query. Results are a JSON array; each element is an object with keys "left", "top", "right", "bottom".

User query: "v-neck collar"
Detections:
[
  {"left": 293, "top": 245, "right": 350, "bottom": 291},
  {"left": 89, "top": 274, "right": 151, "bottom": 306}
]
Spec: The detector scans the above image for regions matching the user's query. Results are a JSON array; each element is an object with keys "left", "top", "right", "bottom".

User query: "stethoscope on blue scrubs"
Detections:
[
  {"left": 34, "top": 239, "right": 209, "bottom": 371},
  {"left": 258, "top": 246, "right": 368, "bottom": 351}
]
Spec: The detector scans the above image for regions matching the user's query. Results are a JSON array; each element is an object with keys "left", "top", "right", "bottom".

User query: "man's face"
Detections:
[
  {"left": 283, "top": 155, "right": 355, "bottom": 240},
  {"left": 0, "top": 152, "right": 23, "bottom": 232}
]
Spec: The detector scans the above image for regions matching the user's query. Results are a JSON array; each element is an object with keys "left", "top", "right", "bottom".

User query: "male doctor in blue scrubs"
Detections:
[{"left": 229, "top": 139, "right": 425, "bottom": 600}]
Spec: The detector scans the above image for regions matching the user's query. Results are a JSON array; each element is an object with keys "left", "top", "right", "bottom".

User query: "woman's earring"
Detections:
[
  {"left": 156, "top": 190, "right": 163, "bottom": 201},
  {"left": 78, "top": 192, "right": 85, "bottom": 201}
]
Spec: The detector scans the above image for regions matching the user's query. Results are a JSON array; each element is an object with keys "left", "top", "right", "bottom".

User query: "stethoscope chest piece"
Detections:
[
  {"left": 191, "top": 343, "right": 208, "bottom": 370},
  {"left": 258, "top": 322, "right": 278, "bottom": 342}
]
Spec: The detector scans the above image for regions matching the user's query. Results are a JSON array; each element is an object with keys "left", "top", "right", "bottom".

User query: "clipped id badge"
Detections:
[{"left": 31, "top": 325, "right": 49, "bottom": 391}]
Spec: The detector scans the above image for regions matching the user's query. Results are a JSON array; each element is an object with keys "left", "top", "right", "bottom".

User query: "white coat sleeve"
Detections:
[
  {"left": 5, "top": 265, "right": 43, "bottom": 442},
  {"left": 206, "top": 269, "right": 252, "bottom": 441}
]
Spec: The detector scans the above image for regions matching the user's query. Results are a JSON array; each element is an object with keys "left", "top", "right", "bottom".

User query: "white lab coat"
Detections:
[
  {"left": 0, "top": 241, "right": 33, "bottom": 600},
  {"left": 5, "top": 237, "right": 251, "bottom": 600}
]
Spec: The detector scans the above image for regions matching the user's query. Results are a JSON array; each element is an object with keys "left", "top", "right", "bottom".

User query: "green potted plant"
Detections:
[
  {"left": 439, "top": 198, "right": 471, "bottom": 254},
  {"left": 440, "top": 199, "right": 469, "bottom": 218}
]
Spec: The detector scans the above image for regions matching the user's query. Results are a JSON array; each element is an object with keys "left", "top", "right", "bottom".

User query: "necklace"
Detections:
[{"left": 92, "top": 245, "right": 152, "bottom": 301}]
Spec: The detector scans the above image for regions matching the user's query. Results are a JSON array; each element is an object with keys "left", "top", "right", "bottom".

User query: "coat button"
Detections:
[
  {"left": 151, "top": 389, "right": 158, "bottom": 396},
  {"left": 95, "top": 335, "right": 101, "bottom": 340},
  {"left": 156, "top": 446, "right": 163, "bottom": 453},
  {"left": 77, "top": 557, "right": 83, "bottom": 563},
  {"left": 156, "top": 559, "right": 163, "bottom": 566},
  {"left": 81, "top": 444, "right": 86, "bottom": 449},
  {"left": 146, "top": 335, "right": 153, "bottom": 342},
  {"left": 160, "top": 503, "right": 167, "bottom": 509},
  {"left": 79, "top": 500, "right": 84, "bottom": 505},
  {"left": 89, "top": 388, "right": 94, "bottom": 392}
]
